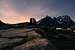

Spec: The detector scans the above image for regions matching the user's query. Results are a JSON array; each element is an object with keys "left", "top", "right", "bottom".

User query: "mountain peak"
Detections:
[
  {"left": 0, "top": 20, "right": 5, "bottom": 25},
  {"left": 38, "top": 16, "right": 55, "bottom": 27}
]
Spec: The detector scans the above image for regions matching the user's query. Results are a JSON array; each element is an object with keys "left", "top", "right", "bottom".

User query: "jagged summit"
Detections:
[
  {"left": 38, "top": 16, "right": 55, "bottom": 27},
  {"left": 57, "top": 15, "right": 72, "bottom": 22},
  {"left": 37, "top": 15, "right": 75, "bottom": 28},
  {"left": 56, "top": 15, "right": 74, "bottom": 28},
  {"left": 0, "top": 15, "right": 75, "bottom": 29}
]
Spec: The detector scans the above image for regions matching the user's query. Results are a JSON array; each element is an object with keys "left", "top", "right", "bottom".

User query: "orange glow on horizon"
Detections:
[
  {"left": 1, "top": 17, "right": 30, "bottom": 24},
  {"left": 0, "top": 1, "right": 44, "bottom": 24},
  {"left": 0, "top": 3, "right": 34, "bottom": 24}
]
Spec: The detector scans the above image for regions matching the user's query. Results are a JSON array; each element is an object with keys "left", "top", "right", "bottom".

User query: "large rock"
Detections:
[{"left": 0, "top": 28, "right": 42, "bottom": 50}]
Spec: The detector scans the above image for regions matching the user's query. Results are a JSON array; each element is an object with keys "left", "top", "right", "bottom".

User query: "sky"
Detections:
[{"left": 0, "top": 0, "right": 75, "bottom": 24}]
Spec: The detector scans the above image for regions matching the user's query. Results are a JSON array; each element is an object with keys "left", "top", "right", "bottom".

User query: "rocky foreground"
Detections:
[
  {"left": 0, "top": 28, "right": 57, "bottom": 50},
  {"left": 0, "top": 28, "right": 74, "bottom": 50}
]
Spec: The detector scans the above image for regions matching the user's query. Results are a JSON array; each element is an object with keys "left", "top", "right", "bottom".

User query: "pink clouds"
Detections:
[
  {"left": 0, "top": 0, "right": 75, "bottom": 24},
  {"left": 0, "top": 0, "right": 46, "bottom": 24},
  {"left": 0, "top": 0, "right": 57, "bottom": 24},
  {"left": 0, "top": 1, "right": 30, "bottom": 24}
]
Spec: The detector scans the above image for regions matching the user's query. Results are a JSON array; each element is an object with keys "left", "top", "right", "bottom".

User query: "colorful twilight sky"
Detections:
[{"left": 0, "top": 0, "right": 75, "bottom": 24}]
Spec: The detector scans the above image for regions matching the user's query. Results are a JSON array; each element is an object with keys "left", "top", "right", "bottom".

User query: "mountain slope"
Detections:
[
  {"left": 37, "top": 16, "right": 56, "bottom": 27},
  {"left": 56, "top": 15, "right": 74, "bottom": 28}
]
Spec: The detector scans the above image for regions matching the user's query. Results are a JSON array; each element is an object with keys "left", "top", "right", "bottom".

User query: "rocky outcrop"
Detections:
[{"left": 0, "top": 28, "right": 57, "bottom": 50}]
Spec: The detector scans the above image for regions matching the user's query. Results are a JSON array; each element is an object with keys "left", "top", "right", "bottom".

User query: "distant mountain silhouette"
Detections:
[
  {"left": 37, "top": 15, "right": 75, "bottom": 28},
  {"left": 56, "top": 15, "right": 74, "bottom": 28},
  {"left": 0, "top": 20, "right": 11, "bottom": 29},
  {"left": 0, "top": 15, "right": 75, "bottom": 30},
  {"left": 0, "top": 20, "right": 6, "bottom": 25},
  {"left": 37, "top": 16, "right": 56, "bottom": 27}
]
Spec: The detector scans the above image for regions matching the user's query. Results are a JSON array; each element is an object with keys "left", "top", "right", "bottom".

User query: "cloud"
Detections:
[
  {"left": 0, "top": 0, "right": 75, "bottom": 24},
  {"left": 0, "top": 0, "right": 50, "bottom": 24},
  {"left": 0, "top": 0, "right": 28, "bottom": 24},
  {"left": 10, "top": 0, "right": 75, "bottom": 16}
]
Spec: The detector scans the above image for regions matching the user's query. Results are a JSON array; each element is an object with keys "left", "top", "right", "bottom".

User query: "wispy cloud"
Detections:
[{"left": 0, "top": 0, "right": 75, "bottom": 24}]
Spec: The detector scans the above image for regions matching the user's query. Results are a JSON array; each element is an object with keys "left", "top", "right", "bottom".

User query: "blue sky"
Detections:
[{"left": 0, "top": 0, "right": 75, "bottom": 24}]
